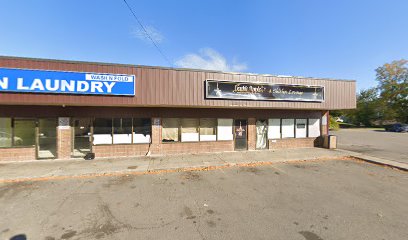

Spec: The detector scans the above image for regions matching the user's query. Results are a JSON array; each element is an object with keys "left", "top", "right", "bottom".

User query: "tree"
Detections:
[
  {"left": 346, "top": 88, "right": 380, "bottom": 127},
  {"left": 376, "top": 60, "right": 408, "bottom": 123}
]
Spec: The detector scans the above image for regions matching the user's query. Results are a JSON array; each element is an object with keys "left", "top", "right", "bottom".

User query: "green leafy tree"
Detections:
[
  {"left": 376, "top": 59, "right": 408, "bottom": 123},
  {"left": 329, "top": 110, "right": 344, "bottom": 118},
  {"left": 329, "top": 115, "right": 340, "bottom": 130},
  {"left": 346, "top": 88, "right": 380, "bottom": 127}
]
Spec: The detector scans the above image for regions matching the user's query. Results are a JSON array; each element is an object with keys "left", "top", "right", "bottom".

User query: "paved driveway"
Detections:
[
  {"left": 333, "top": 128, "right": 408, "bottom": 164},
  {"left": 1, "top": 159, "right": 407, "bottom": 240}
]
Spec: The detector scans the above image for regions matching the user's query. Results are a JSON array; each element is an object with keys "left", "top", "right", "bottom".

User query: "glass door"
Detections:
[
  {"left": 234, "top": 119, "right": 248, "bottom": 150},
  {"left": 37, "top": 118, "right": 57, "bottom": 159},
  {"left": 71, "top": 118, "right": 92, "bottom": 157},
  {"left": 256, "top": 119, "right": 268, "bottom": 150}
]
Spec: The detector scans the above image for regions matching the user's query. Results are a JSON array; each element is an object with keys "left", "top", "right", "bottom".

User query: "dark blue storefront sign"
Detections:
[{"left": 0, "top": 68, "right": 135, "bottom": 96}]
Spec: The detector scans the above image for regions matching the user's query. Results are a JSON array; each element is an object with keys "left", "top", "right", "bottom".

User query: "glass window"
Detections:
[
  {"left": 181, "top": 118, "right": 199, "bottom": 142},
  {"left": 199, "top": 118, "right": 217, "bottom": 141},
  {"left": 113, "top": 118, "right": 132, "bottom": 144},
  {"left": 295, "top": 119, "right": 307, "bottom": 138},
  {"left": 0, "top": 118, "right": 12, "bottom": 147},
  {"left": 93, "top": 118, "right": 112, "bottom": 144},
  {"left": 133, "top": 118, "right": 151, "bottom": 143},
  {"left": 217, "top": 119, "right": 233, "bottom": 140},
  {"left": 281, "top": 119, "right": 295, "bottom": 138},
  {"left": 72, "top": 118, "right": 92, "bottom": 157},
  {"left": 256, "top": 119, "right": 268, "bottom": 149},
  {"left": 162, "top": 118, "right": 179, "bottom": 142},
  {"left": 13, "top": 119, "right": 36, "bottom": 146},
  {"left": 38, "top": 118, "right": 57, "bottom": 159},
  {"left": 308, "top": 118, "right": 321, "bottom": 137},
  {"left": 268, "top": 119, "right": 281, "bottom": 139}
]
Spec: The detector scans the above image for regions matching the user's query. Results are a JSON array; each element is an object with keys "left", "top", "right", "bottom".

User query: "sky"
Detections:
[{"left": 1, "top": 0, "right": 407, "bottom": 92}]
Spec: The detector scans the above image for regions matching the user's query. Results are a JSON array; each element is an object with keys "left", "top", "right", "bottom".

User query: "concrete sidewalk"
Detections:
[
  {"left": 0, "top": 148, "right": 349, "bottom": 182},
  {"left": 1, "top": 148, "right": 406, "bottom": 183}
]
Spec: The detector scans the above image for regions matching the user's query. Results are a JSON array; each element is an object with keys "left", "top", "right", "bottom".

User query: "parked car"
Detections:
[
  {"left": 384, "top": 123, "right": 408, "bottom": 132},
  {"left": 335, "top": 117, "right": 344, "bottom": 123},
  {"left": 0, "top": 131, "right": 23, "bottom": 145}
]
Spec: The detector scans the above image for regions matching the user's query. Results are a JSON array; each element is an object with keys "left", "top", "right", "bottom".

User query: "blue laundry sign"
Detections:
[{"left": 0, "top": 68, "right": 135, "bottom": 96}]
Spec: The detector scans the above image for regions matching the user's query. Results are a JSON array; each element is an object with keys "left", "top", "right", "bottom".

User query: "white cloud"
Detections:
[
  {"left": 132, "top": 25, "right": 164, "bottom": 44},
  {"left": 175, "top": 48, "right": 247, "bottom": 72}
]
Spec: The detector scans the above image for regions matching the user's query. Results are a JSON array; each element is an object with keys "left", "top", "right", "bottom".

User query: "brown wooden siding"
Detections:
[{"left": 0, "top": 56, "right": 356, "bottom": 110}]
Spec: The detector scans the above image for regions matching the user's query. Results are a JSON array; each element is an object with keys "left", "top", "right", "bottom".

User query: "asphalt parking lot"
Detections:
[
  {"left": 1, "top": 159, "right": 407, "bottom": 240},
  {"left": 333, "top": 128, "right": 408, "bottom": 164}
]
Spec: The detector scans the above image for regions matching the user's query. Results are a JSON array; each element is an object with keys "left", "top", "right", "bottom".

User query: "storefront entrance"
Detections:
[
  {"left": 234, "top": 119, "right": 247, "bottom": 150},
  {"left": 256, "top": 119, "right": 268, "bottom": 150},
  {"left": 37, "top": 118, "right": 57, "bottom": 159},
  {"left": 71, "top": 118, "right": 92, "bottom": 157}
]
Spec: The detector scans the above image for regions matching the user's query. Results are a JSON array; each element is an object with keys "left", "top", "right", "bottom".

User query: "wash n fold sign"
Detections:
[{"left": 0, "top": 68, "right": 135, "bottom": 96}]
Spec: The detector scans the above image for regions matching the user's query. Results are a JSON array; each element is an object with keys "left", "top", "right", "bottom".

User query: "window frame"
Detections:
[
  {"left": 281, "top": 118, "right": 295, "bottom": 138},
  {"left": 113, "top": 118, "right": 133, "bottom": 144},
  {"left": 199, "top": 118, "right": 217, "bottom": 142},
  {"left": 161, "top": 118, "right": 235, "bottom": 143},
  {"left": 216, "top": 118, "right": 234, "bottom": 141},
  {"left": 161, "top": 118, "right": 181, "bottom": 143},
  {"left": 295, "top": 118, "right": 307, "bottom": 138},
  {"left": 93, "top": 118, "right": 114, "bottom": 145},
  {"left": 267, "top": 118, "right": 282, "bottom": 139},
  {"left": 0, "top": 117, "right": 13, "bottom": 148},
  {"left": 180, "top": 118, "right": 200, "bottom": 142},
  {"left": 308, "top": 118, "right": 321, "bottom": 138},
  {"left": 0, "top": 118, "right": 37, "bottom": 149},
  {"left": 132, "top": 118, "right": 152, "bottom": 144},
  {"left": 93, "top": 117, "right": 153, "bottom": 145}
]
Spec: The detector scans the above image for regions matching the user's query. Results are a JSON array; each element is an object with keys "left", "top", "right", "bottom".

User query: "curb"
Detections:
[
  {"left": 351, "top": 156, "right": 408, "bottom": 172},
  {"left": 334, "top": 149, "right": 408, "bottom": 172},
  {"left": 0, "top": 156, "right": 350, "bottom": 184}
]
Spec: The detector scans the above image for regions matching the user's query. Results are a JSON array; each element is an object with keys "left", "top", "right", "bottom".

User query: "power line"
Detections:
[{"left": 122, "top": 0, "right": 173, "bottom": 66}]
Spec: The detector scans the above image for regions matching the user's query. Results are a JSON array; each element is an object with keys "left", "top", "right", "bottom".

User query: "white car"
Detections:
[{"left": 335, "top": 117, "right": 344, "bottom": 123}]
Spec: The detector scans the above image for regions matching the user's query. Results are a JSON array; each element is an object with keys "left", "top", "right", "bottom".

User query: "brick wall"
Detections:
[
  {"left": 247, "top": 118, "right": 256, "bottom": 150},
  {"left": 57, "top": 127, "right": 72, "bottom": 159},
  {"left": 159, "top": 141, "right": 234, "bottom": 155},
  {"left": 151, "top": 117, "right": 161, "bottom": 154},
  {"left": 92, "top": 144, "right": 151, "bottom": 158},
  {"left": 93, "top": 141, "right": 234, "bottom": 157},
  {"left": 322, "top": 111, "right": 329, "bottom": 135},
  {"left": 268, "top": 137, "right": 321, "bottom": 149},
  {"left": 0, "top": 147, "right": 36, "bottom": 161}
]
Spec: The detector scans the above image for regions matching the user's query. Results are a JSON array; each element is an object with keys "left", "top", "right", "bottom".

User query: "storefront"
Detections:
[{"left": 0, "top": 56, "right": 356, "bottom": 161}]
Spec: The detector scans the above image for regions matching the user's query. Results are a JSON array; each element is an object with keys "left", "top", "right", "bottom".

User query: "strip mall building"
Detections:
[{"left": 0, "top": 56, "right": 356, "bottom": 161}]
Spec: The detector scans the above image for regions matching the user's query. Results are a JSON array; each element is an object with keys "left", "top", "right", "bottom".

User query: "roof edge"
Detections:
[{"left": 0, "top": 55, "right": 356, "bottom": 82}]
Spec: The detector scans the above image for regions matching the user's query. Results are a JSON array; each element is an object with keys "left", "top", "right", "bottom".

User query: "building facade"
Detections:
[{"left": 0, "top": 56, "right": 356, "bottom": 161}]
